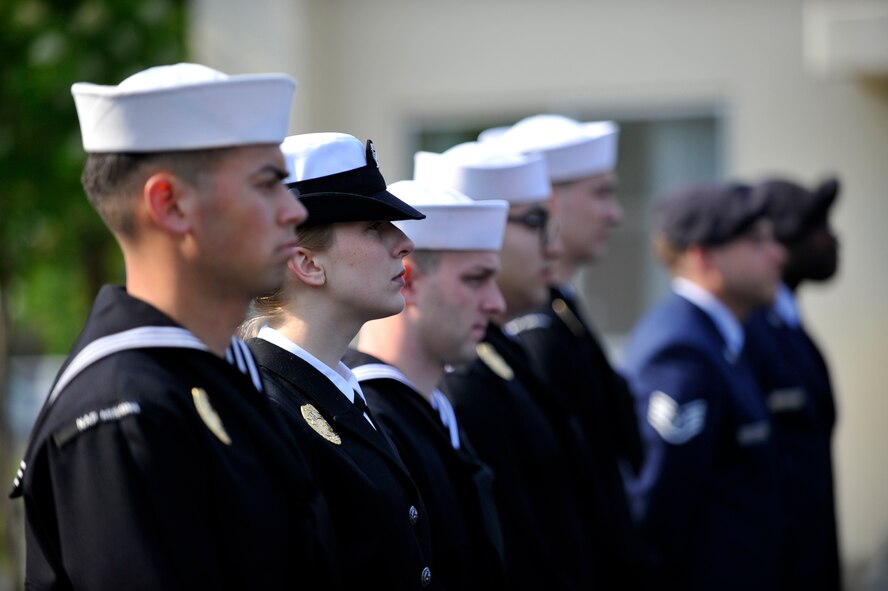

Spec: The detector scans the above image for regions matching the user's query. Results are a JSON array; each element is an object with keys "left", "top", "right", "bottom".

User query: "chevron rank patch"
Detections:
[{"left": 647, "top": 390, "right": 707, "bottom": 445}]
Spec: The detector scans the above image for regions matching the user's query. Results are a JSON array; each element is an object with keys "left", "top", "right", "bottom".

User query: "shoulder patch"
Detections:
[
  {"left": 647, "top": 391, "right": 707, "bottom": 445},
  {"left": 53, "top": 401, "right": 142, "bottom": 447},
  {"left": 503, "top": 313, "right": 552, "bottom": 336}
]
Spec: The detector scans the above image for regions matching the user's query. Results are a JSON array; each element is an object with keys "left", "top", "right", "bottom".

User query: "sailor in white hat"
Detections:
[
  {"left": 13, "top": 63, "right": 338, "bottom": 589},
  {"left": 344, "top": 180, "right": 509, "bottom": 590},
  {"left": 482, "top": 114, "right": 647, "bottom": 589},
  {"left": 417, "top": 141, "right": 600, "bottom": 589},
  {"left": 241, "top": 133, "right": 438, "bottom": 590},
  {"left": 414, "top": 142, "right": 557, "bottom": 316}
]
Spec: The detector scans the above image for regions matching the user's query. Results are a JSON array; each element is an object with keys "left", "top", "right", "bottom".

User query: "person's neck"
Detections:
[
  {"left": 715, "top": 294, "right": 752, "bottom": 322},
  {"left": 680, "top": 276, "right": 751, "bottom": 323},
  {"left": 358, "top": 317, "right": 442, "bottom": 402},
  {"left": 275, "top": 303, "right": 362, "bottom": 371},
  {"left": 553, "top": 258, "right": 581, "bottom": 285},
  {"left": 783, "top": 273, "right": 802, "bottom": 293},
  {"left": 126, "top": 270, "right": 243, "bottom": 357}
]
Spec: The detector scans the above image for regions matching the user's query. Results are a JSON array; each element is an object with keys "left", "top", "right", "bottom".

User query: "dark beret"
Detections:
[
  {"left": 654, "top": 182, "right": 768, "bottom": 250},
  {"left": 753, "top": 177, "right": 839, "bottom": 243}
]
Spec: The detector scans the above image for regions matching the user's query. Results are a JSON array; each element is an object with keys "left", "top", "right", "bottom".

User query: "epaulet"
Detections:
[{"left": 503, "top": 313, "right": 552, "bottom": 336}]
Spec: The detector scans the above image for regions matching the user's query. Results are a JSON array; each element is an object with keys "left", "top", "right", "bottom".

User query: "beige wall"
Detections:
[{"left": 192, "top": 0, "right": 888, "bottom": 581}]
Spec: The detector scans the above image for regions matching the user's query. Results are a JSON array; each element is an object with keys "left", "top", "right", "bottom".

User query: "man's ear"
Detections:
[
  {"left": 686, "top": 244, "right": 713, "bottom": 272},
  {"left": 401, "top": 260, "right": 420, "bottom": 305},
  {"left": 143, "top": 172, "right": 193, "bottom": 235},
  {"left": 288, "top": 247, "right": 326, "bottom": 287}
]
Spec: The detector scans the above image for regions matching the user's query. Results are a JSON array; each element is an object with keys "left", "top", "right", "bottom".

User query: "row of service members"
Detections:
[{"left": 11, "top": 62, "right": 841, "bottom": 591}]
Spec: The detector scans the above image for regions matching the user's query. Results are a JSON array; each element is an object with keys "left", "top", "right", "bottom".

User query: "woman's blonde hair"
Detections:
[{"left": 238, "top": 224, "right": 336, "bottom": 338}]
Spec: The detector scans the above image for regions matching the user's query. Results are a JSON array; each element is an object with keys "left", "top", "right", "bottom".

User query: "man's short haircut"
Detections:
[
  {"left": 406, "top": 250, "right": 441, "bottom": 275},
  {"left": 81, "top": 148, "right": 234, "bottom": 238}
]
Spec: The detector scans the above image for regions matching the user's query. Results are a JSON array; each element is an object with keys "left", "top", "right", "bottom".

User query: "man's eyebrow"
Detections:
[
  {"left": 597, "top": 180, "right": 618, "bottom": 193},
  {"left": 465, "top": 265, "right": 498, "bottom": 276},
  {"left": 256, "top": 164, "right": 289, "bottom": 180}
]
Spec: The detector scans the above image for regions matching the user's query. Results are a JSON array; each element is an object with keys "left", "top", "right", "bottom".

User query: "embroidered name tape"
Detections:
[
  {"left": 53, "top": 401, "right": 142, "bottom": 447},
  {"left": 737, "top": 421, "right": 770, "bottom": 445},
  {"left": 767, "top": 387, "right": 806, "bottom": 413}
]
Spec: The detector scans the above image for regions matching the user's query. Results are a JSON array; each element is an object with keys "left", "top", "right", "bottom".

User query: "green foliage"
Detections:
[{"left": 0, "top": 0, "right": 187, "bottom": 353}]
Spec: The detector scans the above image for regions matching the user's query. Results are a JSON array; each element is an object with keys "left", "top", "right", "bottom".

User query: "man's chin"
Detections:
[
  {"left": 443, "top": 346, "right": 480, "bottom": 369},
  {"left": 250, "top": 274, "right": 285, "bottom": 300}
]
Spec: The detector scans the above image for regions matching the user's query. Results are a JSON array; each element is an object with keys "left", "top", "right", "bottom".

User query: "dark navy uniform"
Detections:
[
  {"left": 746, "top": 294, "right": 841, "bottom": 591},
  {"left": 12, "top": 286, "right": 335, "bottom": 590},
  {"left": 345, "top": 349, "right": 506, "bottom": 591},
  {"left": 248, "top": 337, "right": 436, "bottom": 589},
  {"left": 441, "top": 323, "right": 596, "bottom": 591},
  {"left": 506, "top": 285, "right": 644, "bottom": 589},
  {"left": 621, "top": 290, "right": 782, "bottom": 591}
]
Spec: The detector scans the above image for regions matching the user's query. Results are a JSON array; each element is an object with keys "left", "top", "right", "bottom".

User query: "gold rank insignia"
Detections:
[
  {"left": 476, "top": 342, "right": 515, "bottom": 381},
  {"left": 300, "top": 403, "right": 342, "bottom": 445},
  {"left": 552, "top": 298, "right": 586, "bottom": 337},
  {"left": 191, "top": 387, "right": 231, "bottom": 445}
]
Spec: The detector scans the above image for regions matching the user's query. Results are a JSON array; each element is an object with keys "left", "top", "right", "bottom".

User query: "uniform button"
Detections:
[
  {"left": 408, "top": 505, "right": 419, "bottom": 525},
  {"left": 421, "top": 566, "right": 432, "bottom": 587}
]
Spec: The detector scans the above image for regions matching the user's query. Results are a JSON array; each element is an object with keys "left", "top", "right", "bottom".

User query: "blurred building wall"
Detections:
[{"left": 191, "top": 0, "right": 888, "bottom": 584}]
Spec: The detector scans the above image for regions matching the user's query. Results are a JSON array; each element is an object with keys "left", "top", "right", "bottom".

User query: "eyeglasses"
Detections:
[{"left": 507, "top": 206, "right": 553, "bottom": 246}]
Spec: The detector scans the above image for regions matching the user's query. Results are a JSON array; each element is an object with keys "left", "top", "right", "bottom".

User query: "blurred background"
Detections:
[{"left": 2, "top": 0, "right": 887, "bottom": 588}]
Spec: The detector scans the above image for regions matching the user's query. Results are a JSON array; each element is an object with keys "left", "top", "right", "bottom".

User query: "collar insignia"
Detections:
[
  {"left": 192, "top": 387, "right": 231, "bottom": 445},
  {"left": 552, "top": 298, "right": 586, "bottom": 337},
  {"left": 301, "top": 403, "right": 342, "bottom": 445},
  {"left": 476, "top": 342, "right": 514, "bottom": 381}
]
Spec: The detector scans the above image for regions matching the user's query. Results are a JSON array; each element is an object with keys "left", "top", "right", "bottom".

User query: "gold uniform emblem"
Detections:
[
  {"left": 191, "top": 387, "right": 231, "bottom": 445},
  {"left": 476, "top": 342, "right": 515, "bottom": 381},
  {"left": 552, "top": 298, "right": 586, "bottom": 337},
  {"left": 301, "top": 403, "right": 342, "bottom": 445}
]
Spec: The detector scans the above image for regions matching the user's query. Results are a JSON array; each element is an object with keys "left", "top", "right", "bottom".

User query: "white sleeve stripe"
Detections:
[
  {"left": 351, "top": 363, "right": 413, "bottom": 385},
  {"left": 237, "top": 339, "right": 264, "bottom": 393},
  {"left": 228, "top": 337, "right": 248, "bottom": 374}
]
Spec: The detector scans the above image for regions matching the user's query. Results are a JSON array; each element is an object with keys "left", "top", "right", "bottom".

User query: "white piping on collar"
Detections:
[{"left": 352, "top": 362, "right": 461, "bottom": 449}]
